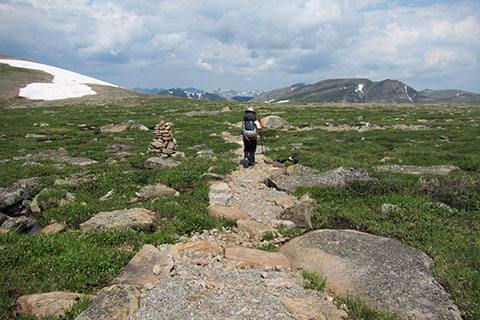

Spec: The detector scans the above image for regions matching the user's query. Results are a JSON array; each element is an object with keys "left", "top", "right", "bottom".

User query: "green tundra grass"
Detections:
[{"left": 0, "top": 96, "right": 479, "bottom": 319}]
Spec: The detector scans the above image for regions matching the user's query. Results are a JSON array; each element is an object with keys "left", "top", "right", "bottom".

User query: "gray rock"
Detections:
[
  {"left": 24, "top": 133, "right": 47, "bottom": 138},
  {"left": 79, "top": 208, "right": 155, "bottom": 232},
  {"left": 99, "top": 123, "right": 130, "bottom": 132},
  {"left": 377, "top": 165, "right": 461, "bottom": 175},
  {"left": 0, "top": 178, "right": 38, "bottom": 212},
  {"left": 144, "top": 157, "right": 180, "bottom": 169},
  {"left": 279, "top": 193, "right": 315, "bottom": 229},
  {"left": 0, "top": 213, "right": 8, "bottom": 226},
  {"left": 286, "top": 164, "right": 320, "bottom": 176},
  {"left": 209, "top": 192, "right": 232, "bottom": 205},
  {"left": 53, "top": 156, "right": 98, "bottom": 166},
  {"left": 76, "top": 284, "right": 141, "bottom": 320},
  {"left": 0, "top": 216, "right": 36, "bottom": 234},
  {"left": 381, "top": 203, "right": 400, "bottom": 214},
  {"left": 0, "top": 186, "right": 26, "bottom": 212},
  {"left": 32, "top": 149, "right": 67, "bottom": 159},
  {"left": 266, "top": 166, "right": 372, "bottom": 194},
  {"left": 135, "top": 183, "right": 178, "bottom": 199},
  {"left": 280, "top": 229, "right": 462, "bottom": 320},
  {"left": 126, "top": 120, "right": 149, "bottom": 131},
  {"left": 106, "top": 144, "right": 132, "bottom": 153},
  {"left": 262, "top": 116, "right": 291, "bottom": 129}
]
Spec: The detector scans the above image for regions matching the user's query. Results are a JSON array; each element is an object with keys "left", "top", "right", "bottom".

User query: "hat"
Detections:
[{"left": 246, "top": 107, "right": 255, "bottom": 112}]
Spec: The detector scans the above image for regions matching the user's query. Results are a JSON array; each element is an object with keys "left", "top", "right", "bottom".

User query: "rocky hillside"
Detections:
[{"left": 252, "top": 78, "right": 480, "bottom": 104}]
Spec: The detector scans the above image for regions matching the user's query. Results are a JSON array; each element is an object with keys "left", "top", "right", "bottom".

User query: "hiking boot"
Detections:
[{"left": 241, "top": 157, "right": 249, "bottom": 168}]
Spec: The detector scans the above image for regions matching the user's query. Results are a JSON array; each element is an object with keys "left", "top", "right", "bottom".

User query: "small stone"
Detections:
[{"left": 143, "top": 283, "right": 154, "bottom": 290}]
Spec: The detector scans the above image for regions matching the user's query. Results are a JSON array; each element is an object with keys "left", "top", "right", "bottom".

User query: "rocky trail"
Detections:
[{"left": 11, "top": 130, "right": 463, "bottom": 320}]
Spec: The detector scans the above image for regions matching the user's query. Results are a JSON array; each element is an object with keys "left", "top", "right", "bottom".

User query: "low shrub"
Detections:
[{"left": 416, "top": 175, "right": 480, "bottom": 211}]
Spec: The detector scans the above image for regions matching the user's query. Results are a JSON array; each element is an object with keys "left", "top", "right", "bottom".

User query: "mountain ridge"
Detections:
[
  {"left": 251, "top": 78, "right": 480, "bottom": 104},
  {"left": 2, "top": 56, "right": 479, "bottom": 104}
]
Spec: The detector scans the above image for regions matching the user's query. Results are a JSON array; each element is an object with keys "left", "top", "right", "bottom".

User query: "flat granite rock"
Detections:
[
  {"left": 280, "top": 229, "right": 462, "bottom": 320},
  {"left": 16, "top": 292, "right": 92, "bottom": 319},
  {"left": 266, "top": 166, "right": 372, "bottom": 194},
  {"left": 144, "top": 157, "right": 180, "bottom": 169},
  {"left": 377, "top": 165, "right": 461, "bottom": 175},
  {"left": 79, "top": 208, "right": 154, "bottom": 232},
  {"left": 225, "top": 245, "right": 291, "bottom": 269},
  {"left": 111, "top": 244, "right": 174, "bottom": 288}
]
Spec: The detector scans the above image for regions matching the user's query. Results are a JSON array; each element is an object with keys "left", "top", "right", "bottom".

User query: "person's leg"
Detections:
[
  {"left": 248, "top": 139, "right": 257, "bottom": 166},
  {"left": 242, "top": 140, "right": 249, "bottom": 167}
]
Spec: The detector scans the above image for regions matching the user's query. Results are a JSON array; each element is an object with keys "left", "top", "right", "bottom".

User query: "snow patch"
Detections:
[
  {"left": 404, "top": 85, "right": 413, "bottom": 103},
  {"left": 355, "top": 84, "right": 364, "bottom": 94},
  {"left": 0, "top": 59, "right": 118, "bottom": 101},
  {"left": 277, "top": 100, "right": 290, "bottom": 103}
]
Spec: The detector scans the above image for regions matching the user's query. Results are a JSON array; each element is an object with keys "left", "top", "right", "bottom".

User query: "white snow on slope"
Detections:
[
  {"left": 0, "top": 59, "right": 118, "bottom": 101},
  {"left": 355, "top": 84, "right": 364, "bottom": 94}
]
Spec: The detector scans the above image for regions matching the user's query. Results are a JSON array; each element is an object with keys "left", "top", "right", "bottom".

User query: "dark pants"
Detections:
[{"left": 243, "top": 138, "right": 257, "bottom": 166}]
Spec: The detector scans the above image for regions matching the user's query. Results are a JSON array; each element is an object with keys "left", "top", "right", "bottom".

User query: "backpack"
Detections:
[{"left": 242, "top": 119, "right": 258, "bottom": 138}]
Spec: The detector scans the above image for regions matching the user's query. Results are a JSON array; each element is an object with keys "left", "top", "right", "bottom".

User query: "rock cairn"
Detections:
[{"left": 147, "top": 121, "right": 178, "bottom": 157}]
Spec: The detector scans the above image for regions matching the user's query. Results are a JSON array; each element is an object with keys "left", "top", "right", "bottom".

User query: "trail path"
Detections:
[{"left": 128, "top": 132, "right": 347, "bottom": 320}]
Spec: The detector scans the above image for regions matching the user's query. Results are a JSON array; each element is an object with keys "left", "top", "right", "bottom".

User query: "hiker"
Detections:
[{"left": 241, "top": 107, "right": 263, "bottom": 168}]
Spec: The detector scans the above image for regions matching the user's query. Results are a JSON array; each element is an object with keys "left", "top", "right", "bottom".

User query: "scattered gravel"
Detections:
[{"left": 131, "top": 245, "right": 330, "bottom": 320}]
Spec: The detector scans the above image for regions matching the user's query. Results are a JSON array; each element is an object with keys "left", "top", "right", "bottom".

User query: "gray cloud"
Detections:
[{"left": 0, "top": 0, "right": 479, "bottom": 92}]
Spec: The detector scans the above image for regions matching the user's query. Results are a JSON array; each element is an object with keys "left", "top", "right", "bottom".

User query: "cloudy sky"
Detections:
[{"left": 1, "top": 0, "right": 479, "bottom": 92}]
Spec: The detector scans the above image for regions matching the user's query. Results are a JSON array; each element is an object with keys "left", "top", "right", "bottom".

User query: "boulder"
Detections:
[
  {"left": 135, "top": 183, "right": 179, "bottom": 199},
  {"left": 0, "top": 178, "right": 38, "bottom": 212},
  {"left": 208, "top": 205, "right": 250, "bottom": 221},
  {"left": 144, "top": 157, "right": 180, "bottom": 169},
  {"left": 279, "top": 193, "right": 315, "bottom": 229},
  {"left": 377, "top": 165, "right": 461, "bottom": 175},
  {"left": 266, "top": 166, "right": 372, "bottom": 194},
  {"left": 16, "top": 292, "right": 90, "bottom": 319},
  {"left": 111, "top": 244, "right": 174, "bottom": 287},
  {"left": 79, "top": 208, "right": 154, "bottom": 232},
  {"left": 0, "top": 216, "right": 36, "bottom": 234},
  {"left": 76, "top": 284, "right": 140, "bottom": 320},
  {"left": 224, "top": 245, "right": 291, "bottom": 269},
  {"left": 262, "top": 116, "right": 291, "bottom": 129},
  {"left": 0, "top": 186, "right": 26, "bottom": 212},
  {"left": 280, "top": 229, "right": 462, "bottom": 320}
]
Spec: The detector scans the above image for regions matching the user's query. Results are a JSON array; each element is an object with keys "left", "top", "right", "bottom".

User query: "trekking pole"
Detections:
[{"left": 260, "top": 132, "right": 266, "bottom": 154}]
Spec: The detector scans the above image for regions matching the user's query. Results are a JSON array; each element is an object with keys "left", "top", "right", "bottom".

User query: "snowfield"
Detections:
[{"left": 0, "top": 59, "right": 118, "bottom": 100}]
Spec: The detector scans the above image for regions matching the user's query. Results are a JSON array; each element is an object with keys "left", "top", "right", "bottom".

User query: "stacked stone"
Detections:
[{"left": 147, "top": 121, "right": 178, "bottom": 157}]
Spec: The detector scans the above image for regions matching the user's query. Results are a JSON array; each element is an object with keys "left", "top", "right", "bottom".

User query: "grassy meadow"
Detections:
[{"left": 0, "top": 95, "right": 479, "bottom": 319}]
